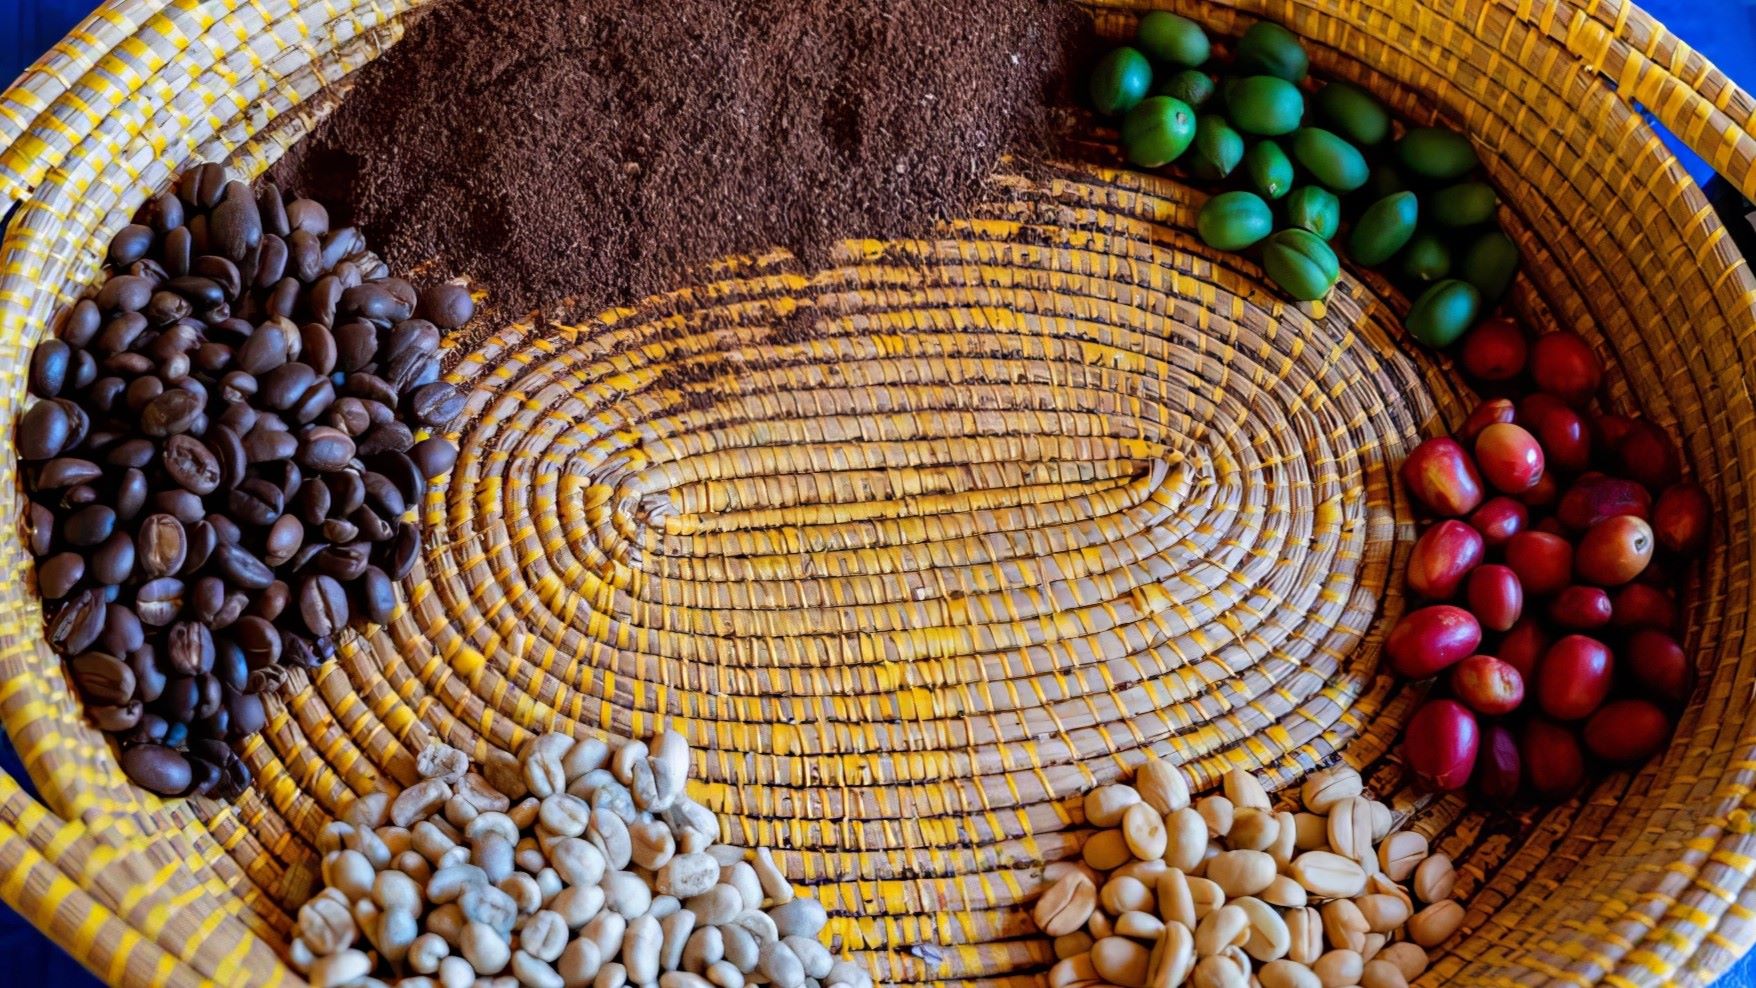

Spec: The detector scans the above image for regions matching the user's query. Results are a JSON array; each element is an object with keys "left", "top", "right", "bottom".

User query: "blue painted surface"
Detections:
[{"left": 1, "top": 0, "right": 1755, "bottom": 984}]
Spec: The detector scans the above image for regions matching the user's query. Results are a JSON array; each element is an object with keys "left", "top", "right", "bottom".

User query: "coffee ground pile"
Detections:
[{"left": 272, "top": 0, "right": 1087, "bottom": 317}]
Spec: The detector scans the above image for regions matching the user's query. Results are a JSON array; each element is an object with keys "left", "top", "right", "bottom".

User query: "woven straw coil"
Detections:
[{"left": 1, "top": 0, "right": 1755, "bottom": 985}]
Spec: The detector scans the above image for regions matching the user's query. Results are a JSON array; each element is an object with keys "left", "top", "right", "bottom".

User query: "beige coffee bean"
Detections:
[
  {"left": 483, "top": 749, "right": 527, "bottom": 803},
  {"left": 1355, "top": 893, "right": 1411, "bottom": 933},
  {"left": 705, "top": 961, "right": 745, "bottom": 988},
  {"left": 460, "top": 882, "right": 519, "bottom": 933},
  {"left": 683, "top": 926, "right": 725, "bottom": 972},
  {"left": 1085, "top": 784, "right": 1143, "bottom": 827},
  {"left": 319, "top": 822, "right": 353, "bottom": 855},
  {"left": 1122, "top": 802, "right": 1168, "bottom": 861},
  {"left": 1413, "top": 853, "right": 1456, "bottom": 903},
  {"left": 752, "top": 847, "right": 793, "bottom": 906},
  {"left": 661, "top": 908, "right": 697, "bottom": 971},
  {"left": 1194, "top": 903, "right": 1247, "bottom": 956},
  {"left": 558, "top": 938, "right": 603, "bottom": 988},
  {"left": 377, "top": 908, "right": 420, "bottom": 964},
  {"left": 785, "top": 936, "right": 833, "bottom": 981},
  {"left": 825, "top": 961, "right": 873, "bottom": 988},
  {"left": 550, "top": 838, "right": 607, "bottom": 888},
  {"left": 1368, "top": 800, "right": 1393, "bottom": 841},
  {"left": 686, "top": 885, "right": 743, "bottom": 927},
  {"left": 537, "top": 794, "right": 592, "bottom": 838},
  {"left": 659, "top": 852, "right": 721, "bottom": 898},
  {"left": 1377, "top": 942, "right": 1427, "bottom": 980},
  {"left": 1053, "top": 931, "right": 1093, "bottom": 960},
  {"left": 418, "top": 743, "right": 470, "bottom": 784},
  {"left": 1223, "top": 768, "right": 1271, "bottom": 811},
  {"left": 1361, "top": 932, "right": 1386, "bottom": 961},
  {"left": 610, "top": 739, "right": 648, "bottom": 785},
  {"left": 310, "top": 949, "right": 372, "bottom": 988},
  {"left": 519, "top": 910, "right": 567, "bottom": 963},
  {"left": 463, "top": 920, "right": 512, "bottom": 974},
  {"left": 1187, "top": 876, "right": 1225, "bottom": 920},
  {"left": 723, "top": 861, "right": 763, "bottom": 911},
  {"left": 651, "top": 894, "right": 681, "bottom": 919},
  {"left": 415, "top": 820, "right": 458, "bottom": 862},
  {"left": 1377, "top": 832, "right": 1427, "bottom": 882},
  {"left": 1260, "top": 959, "right": 1322, "bottom": 988},
  {"left": 1361, "top": 958, "right": 1408, "bottom": 988},
  {"left": 587, "top": 810, "right": 633, "bottom": 871},
  {"left": 624, "top": 914, "right": 664, "bottom": 984},
  {"left": 552, "top": 885, "right": 605, "bottom": 928},
  {"left": 1283, "top": 906, "right": 1320, "bottom": 965},
  {"left": 410, "top": 932, "right": 450, "bottom": 974},
  {"left": 1290, "top": 851, "right": 1368, "bottom": 899},
  {"left": 288, "top": 936, "right": 314, "bottom": 974},
  {"left": 1261, "top": 875, "right": 1307, "bottom": 909},
  {"left": 1092, "top": 935, "right": 1152, "bottom": 988},
  {"left": 1228, "top": 808, "right": 1278, "bottom": 852},
  {"left": 1207, "top": 849, "right": 1276, "bottom": 899},
  {"left": 509, "top": 797, "right": 541, "bottom": 831},
  {"left": 1196, "top": 796, "right": 1234, "bottom": 839},
  {"left": 1409, "top": 899, "right": 1464, "bottom": 947},
  {"left": 500, "top": 873, "right": 542, "bottom": 915},
  {"left": 514, "top": 950, "right": 567, "bottom": 988},
  {"left": 350, "top": 827, "right": 393, "bottom": 870},
  {"left": 1114, "top": 859, "right": 1168, "bottom": 887},
  {"left": 1367, "top": 873, "right": 1413, "bottom": 915},
  {"left": 1148, "top": 920, "right": 1195, "bottom": 988},
  {"left": 661, "top": 974, "right": 714, "bottom": 988},
  {"left": 1191, "top": 953, "right": 1247, "bottom": 988},
  {"left": 1084, "top": 829, "right": 1133, "bottom": 871},
  {"left": 393, "top": 779, "right": 453, "bottom": 828},
  {"left": 664, "top": 798, "right": 720, "bottom": 843},
  {"left": 584, "top": 912, "right": 628, "bottom": 962},
  {"left": 562, "top": 738, "right": 609, "bottom": 781},
  {"left": 1269, "top": 811, "right": 1298, "bottom": 867},
  {"left": 372, "top": 869, "right": 421, "bottom": 914},
  {"left": 1035, "top": 872, "right": 1098, "bottom": 937},
  {"left": 352, "top": 896, "right": 378, "bottom": 931},
  {"left": 604, "top": 870, "right": 654, "bottom": 919},
  {"left": 473, "top": 834, "right": 515, "bottom": 885},
  {"left": 1164, "top": 808, "right": 1209, "bottom": 872},
  {"left": 761, "top": 941, "right": 808, "bottom": 988},
  {"left": 523, "top": 734, "right": 576, "bottom": 799},
  {"left": 1048, "top": 954, "right": 1097, "bottom": 988},
  {"left": 1157, "top": 869, "right": 1196, "bottom": 929},
  {"left": 1136, "top": 759, "right": 1192, "bottom": 815},
  {"left": 1292, "top": 813, "right": 1329, "bottom": 852},
  {"left": 1195, "top": 840, "right": 1220, "bottom": 878},
  {"left": 1101, "top": 875, "right": 1154, "bottom": 915},
  {"left": 1327, "top": 797, "right": 1375, "bottom": 865},
  {"left": 1234, "top": 896, "right": 1289, "bottom": 962},
  {"left": 345, "top": 790, "right": 394, "bottom": 829},
  {"left": 323, "top": 849, "right": 375, "bottom": 901},
  {"left": 628, "top": 759, "right": 662, "bottom": 812},
  {"left": 1320, "top": 898, "right": 1368, "bottom": 954},
  {"left": 1312, "top": 949, "right": 1362, "bottom": 988},
  {"left": 397, "top": 851, "right": 433, "bottom": 886},
  {"left": 1087, "top": 910, "right": 1114, "bottom": 940},
  {"left": 1300, "top": 766, "right": 1363, "bottom": 814},
  {"left": 438, "top": 956, "right": 478, "bottom": 988},
  {"left": 297, "top": 894, "right": 357, "bottom": 955},
  {"left": 594, "top": 962, "right": 628, "bottom": 988},
  {"left": 1116, "top": 910, "right": 1165, "bottom": 941},
  {"left": 428, "top": 903, "right": 466, "bottom": 942},
  {"left": 460, "top": 773, "right": 514, "bottom": 814}
]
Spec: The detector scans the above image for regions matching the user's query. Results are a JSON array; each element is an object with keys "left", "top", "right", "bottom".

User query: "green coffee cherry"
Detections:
[
  {"left": 1262, "top": 229, "right": 1341, "bottom": 301},
  {"left": 1244, "top": 141, "right": 1293, "bottom": 199},
  {"left": 1120, "top": 96, "right": 1197, "bottom": 168},
  {"left": 1460, "top": 229, "right": 1520, "bottom": 301},
  {"left": 1236, "top": 21, "right": 1309, "bottom": 82},
  {"left": 1397, "top": 126, "right": 1479, "bottom": 180},
  {"left": 1137, "top": 11, "right": 1210, "bottom": 67},
  {"left": 1156, "top": 69, "right": 1216, "bottom": 109},
  {"left": 1312, "top": 82, "right": 1390, "bottom": 146},
  {"left": 1406, "top": 279, "right": 1482, "bottom": 347},
  {"left": 1225, "top": 76, "right": 1305, "bottom": 136},
  {"left": 1430, "top": 182, "right": 1499, "bottom": 227},
  {"left": 1286, "top": 187, "right": 1341, "bottom": 239},
  {"left": 1189, "top": 116, "right": 1245, "bottom": 180},
  {"left": 1400, "top": 233, "right": 1452, "bottom": 282},
  {"left": 1349, "top": 191, "right": 1419, "bottom": 266},
  {"left": 1091, "top": 47, "right": 1153, "bottom": 116},
  {"left": 1291, "top": 127, "right": 1369, "bottom": 192},
  {"left": 1197, "top": 191, "right": 1275, "bottom": 251}
]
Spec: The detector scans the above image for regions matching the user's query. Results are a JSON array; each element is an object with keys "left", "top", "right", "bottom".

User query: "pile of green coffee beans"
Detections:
[{"left": 1090, "top": 13, "right": 1521, "bottom": 335}]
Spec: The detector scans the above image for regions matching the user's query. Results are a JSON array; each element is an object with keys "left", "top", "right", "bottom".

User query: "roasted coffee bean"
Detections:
[
  {"left": 213, "top": 638, "right": 248, "bottom": 692},
  {"left": 317, "top": 542, "right": 371, "bottom": 582},
  {"left": 27, "top": 502, "right": 55, "bottom": 557},
  {"left": 126, "top": 644, "right": 166, "bottom": 703},
  {"left": 293, "top": 480, "right": 332, "bottom": 527},
  {"left": 292, "top": 377, "right": 336, "bottom": 424},
  {"left": 331, "top": 322, "right": 376, "bottom": 375},
  {"left": 187, "top": 215, "right": 210, "bottom": 256},
  {"left": 387, "top": 522, "right": 420, "bottom": 580},
  {"left": 124, "top": 376, "right": 166, "bottom": 414},
  {"left": 357, "top": 421, "right": 414, "bottom": 456},
  {"left": 52, "top": 401, "right": 88, "bottom": 454},
  {"left": 243, "top": 427, "right": 298, "bottom": 464},
  {"left": 329, "top": 397, "right": 372, "bottom": 436},
  {"left": 104, "top": 351, "right": 154, "bottom": 377},
  {"left": 321, "top": 228, "right": 364, "bottom": 270},
  {"left": 211, "top": 592, "right": 246, "bottom": 630},
  {"left": 384, "top": 319, "right": 439, "bottom": 363},
  {"left": 137, "top": 514, "right": 188, "bottom": 578},
  {"left": 162, "top": 225, "right": 192, "bottom": 277},
  {"left": 327, "top": 471, "right": 366, "bottom": 516},
  {"left": 408, "top": 382, "right": 465, "bottom": 429},
  {"left": 190, "top": 162, "right": 227, "bottom": 208},
  {"left": 236, "top": 322, "right": 289, "bottom": 375},
  {"left": 208, "top": 425, "right": 246, "bottom": 490},
  {"left": 18, "top": 398, "right": 72, "bottom": 460},
  {"left": 184, "top": 755, "right": 220, "bottom": 797},
  {"left": 298, "top": 427, "right": 356, "bottom": 472},
  {"left": 206, "top": 514, "right": 241, "bottom": 546},
  {"left": 191, "top": 256, "right": 242, "bottom": 301},
  {"left": 163, "top": 434, "right": 221, "bottom": 494},
  {"left": 36, "top": 457, "right": 102, "bottom": 489},
  {"left": 114, "top": 468, "right": 148, "bottom": 522},
  {"left": 129, "top": 258, "right": 169, "bottom": 286},
  {"left": 120, "top": 744, "right": 192, "bottom": 796},
  {"left": 369, "top": 452, "right": 427, "bottom": 509},
  {"left": 135, "top": 578, "right": 186, "bottom": 626},
  {"left": 385, "top": 349, "right": 440, "bottom": 395},
  {"left": 157, "top": 352, "right": 191, "bottom": 384},
  {"left": 193, "top": 342, "right": 233, "bottom": 374},
  {"left": 194, "top": 672, "right": 223, "bottom": 720},
  {"left": 211, "top": 182, "right": 263, "bottom": 261},
  {"left": 215, "top": 543, "right": 274, "bottom": 590},
  {"left": 300, "top": 574, "right": 350, "bottom": 638},
  {"left": 191, "top": 576, "right": 227, "bottom": 624},
  {"left": 93, "top": 312, "right": 147, "bottom": 355},
  {"left": 259, "top": 362, "right": 317, "bottom": 410},
  {"left": 119, "top": 711, "right": 168, "bottom": 745},
  {"left": 267, "top": 275, "right": 301, "bottom": 318},
  {"left": 309, "top": 275, "right": 344, "bottom": 327},
  {"left": 60, "top": 299, "right": 102, "bottom": 348},
  {"left": 167, "top": 275, "right": 225, "bottom": 310},
  {"left": 216, "top": 402, "right": 257, "bottom": 435},
  {"left": 143, "top": 192, "right": 184, "bottom": 234},
  {"left": 235, "top": 615, "right": 281, "bottom": 669},
  {"left": 321, "top": 519, "right": 359, "bottom": 544},
  {"left": 61, "top": 484, "right": 100, "bottom": 509},
  {"left": 359, "top": 565, "right": 396, "bottom": 624},
  {"left": 288, "top": 231, "right": 323, "bottom": 283},
  {"left": 143, "top": 290, "right": 192, "bottom": 326},
  {"left": 108, "top": 223, "right": 155, "bottom": 266},
  {"left": 340, "top": 283, "right": 406, "bottom": 324},
  {"left": 254, "top": 233, "right": 289, "bottom": 288},
  {"left": 228, "top": 478, "right": 285, "bottom": 526},
  {"left": 47, "top": 590, "right": 106, "bottom": 654},
  {"left": 417, "top": 283, "right": 475, "bottom": 329},
  {"left": 98, "top": 604, "right": 145, "bottom": 656},
  {"left": 167, "top": 620, "right": 216, "bottom": 676},
  {"left": 342, "top": 372, "right": 398, "bottom": 407},
  {"left": 220, "top": 370, "right": 258, "bottom": 404},
  {"left": 95, "top": 275, "right": 152, "bottom": 314},
  {"left": 227, "top": 688, "right": 266, "bottom": 738},
  {"left": 409, "top": 437, "right": 459, "bottom": 480},
  {"left": 106, "top": 439, "right": 155, "bottom": 470},
  {"left": 362, "top": 471, "right": 407, "bottom": 519},
  {"left": 286, "top": 198, "right": 329, "bottom": 237},
  {"left": 91, "top": 701, "right": 144, "bottom": 732},
  {"left": 151, "top": 488, "right": 204, "bottom": 523},
  {"left": 352, "top": 505, "right": 393, "bottom": 542},
  {"left": 90, "top": 532, "right": 136, "bottom": 585},
  {"left": 69, "top": 652, "right": 135, "bottom": 705},
  {"left": 64, "top": 505, "right": 117, "bottom": 547},
  {"left": 141, "top": 389, "right": 203, "bottom": 437},
  {"left": 37, "top": 552, "right": 85, "bottom": 598},
  {"left": 69, "top": 349, "right": 96, "bottom": 390},
  {"left": 301, "top": 322, "right": 339, "bottom": 376},
  {"left": 29, "top": 340, "right": 69, "bottom": 398},
  {"left": 154, "top": 677, "right": 198, "bottom": 726},
  {"left": 265, "top": 514, "right": 305, "bottom": 567},
  {"left": 364, "top": 399, "right": 395, "bottom": 427}
]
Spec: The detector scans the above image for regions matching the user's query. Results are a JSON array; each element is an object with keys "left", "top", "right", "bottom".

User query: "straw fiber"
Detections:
[{"left": 1, "top": 0, "right": 1755, "bottom": 985}]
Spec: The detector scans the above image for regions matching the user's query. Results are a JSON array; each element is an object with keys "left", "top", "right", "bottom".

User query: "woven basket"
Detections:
[{"left": 2, "top": 0, "right": 1755, "bottom": 985}]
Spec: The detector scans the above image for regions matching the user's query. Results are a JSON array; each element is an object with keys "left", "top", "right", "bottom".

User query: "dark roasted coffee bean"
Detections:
[
  {"left": 234, "top": 615, "right": 281, "bottom": 669},
  {"left": 187, "top": 215, "right": 211, "bottom": 257},
  {"left": 236, "top": 322, "right": 288, "bottom": 375},
  {"left": 327, "top": 470, "right": 366, "bottom": 516},
  {"left": 246, "top": 580, "right": 290, "bottom": 622},
  {"left": 145, "top": 192, "right": 184, "bottom": 234},
  {"left": 286, "top": 198, "right": 329, "bottom": 237},
  {"left": 59, "top": 299, "right": 102, "bottom": 349},
  {"left": 213, "top": 639, "right": 248, "bottom": 693},
  {"left": 191, "top": 255, "right": 242, "bottom": 300},
  {"left": 209, "top": 425, "right": 246, "bottom": 490},
  {"left": 158, "top": 223, "right": 193, "bottom": 278},
  {"left": 103, "top": 351, "right": 154, "bottom": 376},
  {"left": 119, "top": 710, "right": 169, "bottom": 745},
  {"left": 157, "top": 351, "right": 190, "bottom": 384},
  {"left": 215, "top": 543, "right": 273, "bottom": 590},
  {"left": 143, "top": 322, "right": 197, "bottom": 361},
  {"left": 287, "top": 541, "right": 327, "bottom": 574},
  {"left": 167, "top": 621, "right": 215, "bottom": 676},
  {"left": 95, "top": 275, "right": 151, "bottom": 314},
  {"left": 299, "top": 574, "right": 349, "bottom": 638},
  {"left": 317, "top": 542, "right": 371, "bottom": 582},
  {"left": 385, "top": 319, "right": 440, "bottom": 362},
  {"left": 61, "top": 484, "right": 100, "bottom": 509},
  {"left": 365, "top": 398, "right": 396, "bottom": 427},
  {"left": 359, "top": 565, "right": 396, "bottom": 625},
  {"left": 329, "top": 396, "right": 372, "bottom": 436},
  {"left": 143, "top": 290, "right": 191, "bottom": 326},
  {"left": 114, "top": 467, "right": 148, "bottom": 522},
  {"left": 287, "top": 230, "right": 323, "bottom": 283},
  {"left": 105, "top": 438, "right": 155, "bottom": 470},
  {"left": 205, "top": 514, "right": 241, "bottom": 546},
  {"left": 184, "top": 756, "right": 220, "bottom": 797},
  {"left": 124, "top": 376, "right": 165, "bottom": 414},
  {"left": 192, "top": 162, "right": 227, "bottom": 208},
  {"left": 267, "top": 276, "right": 301, "bottom": 319},
  {"left": 166, "top": 275, "right": 225, "bottom": 310},
  {"left": 125, "top": 649, "right": 162, "bottom": 706},
  {"left": 220, "top": 370, "right": 258, "bottom": 404},
  {"left": 92, "top": 700, "right": 144, "bottom": 732},
  {"left": 333, "top": 260, "right": 363, "bottom": 290},
  {"left": 297, "top": 426, "right": 356, "bottom": 472},
  {"left": 120, "top": 744, "right": 191, "bottom": 796},
  {"left": 64, "top": 504, "right": 116, "bottom": 547},
  {"left": 309, "top": 275, "right": 343, "bottom": 327},
  {"left": 163, "top": 433, "right": 221, "bottom": 494},
  {"left": 29, "top": 340, "right": 69, "bottom": 398},
  {"left": 293, "top": 479, "right": 331, "bottom": 526},
  {"left": 208, "top": 317, "right": 252, "bottom": 345},
  {"left": 88, "top": 376, "right": 126, "bottom": 413},
  {"left": 211, "top": 592, "right": 246, "bottom": 630},
  {"left": 36, "top": 457, "right": 101, "bottom": 489},
  {"left": 362, "top": 471, "right": 407, "bottom": 518},
  {"left": 407, "top": 382, "right": 465, "bottom": 429},
  {"left": 135, "top": 577, "right": 185, "bottom": 626},
  {"left": 153, "top": 678, "right": 197, "bottom": 733},
  {"left": 229, "top": 477, "right": 284, "bottom": 526},
  {"left": 226, "top": 689, "right": 265, "bottom": 738},
  {"left": 264, "top": 514, "right": 304, "bottom": 567},
  {"left": 356, "top": 421, "right": 414, "bottom": 456},
  {"left": 385, "top": 349, "right": 440, "bottom": 395},
  {"left": 333, "top": 321, "right": 378, "bottom": 374},
  {"left": 17, "top": 398, "right": 72, "bottom": 460},
  {"left": 300, "top": 323, "right": 338, "bottom": 376},
  {"left": 99, "top": 604, "right": 145, "bottom": 656},
  {"left": 320, "top": 518, "right": 359, "bottom": 544},
  {"left": 151, "top": 488, "right": 204, "bottom": 524},
  {"left": 210, "top": 182, "right": 262, "bottom": 261},
  {"left": 257, "top": 182, "right": 289, "bottom": 237},
  {"left": 194, "top": 673, "right": 223, "bottom": 721},
  {"left": 141, "top": 389, "right": 203, "bottom": 436},
  {"left": 81, "top": 431, "right": 123, "bottom": 459},
  {"left": 216, "top": 402, "right": 256, "bottom": 435},
  {"left": 37, "top": 552, "right": 84, "bottom": 598},
  {"left": 321, "top": 227, "right": 364, "bottom": 270},
  {"left": 282, "top": 631, "right": 318, "bottom": 669},
  {"left": 70, "top": 652, "right": 135, "bottom": 705},
  {"left": 27, "top": 502, "right": 55, "bottom": 557},
  {"left": 108, "top": 224, "right": 155, "bottom": 267},
  {"left": 417, "top": 283, "right": 475, "bottom": 329},
  {"left": 243, "top": 427, "right": 298, "bottom": 464},
  {"left": 193, "top": 342, "right": 232, "bottom": 374},
  {"left": 386, "top": 522, "right": 420, "bottom": 580},
  {"left": 137, "top": 515, "right": 188, "bottom": 578},
  {"left": 339, "top": 283, "right": 406, "bottom": 324},
  {"left": 128, "top": 258, "right": 169, "bottom": 286},
  {"left": 93, "top": 311, "right": 147, "bottom": 355},
  {"left": 253, "top": 411, "right": 289, "bottom": 433},
  {"left": 191, "top": 576, "right": 226, "bottom": 624},
  {"left": 47, "top": 589, "right": 106, "bottom": 654},
  {"left": 342, "top": 372, "right": 398, "bottom": 407},
  {"left": 253, "top": 233, "right": 288, "bottom": 288},
  {"left": 90, "top": 532, "right": 135, "bottom": 585},
  {"left": 69, "top": 349, "right": 96, "bottom": 390},
  {"left": 291, "top": 377, "right": 336, "bottom": 425}
]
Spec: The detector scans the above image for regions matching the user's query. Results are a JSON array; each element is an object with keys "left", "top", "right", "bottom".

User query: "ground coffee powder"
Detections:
[{"left": 272, "top": 0, "right": 1086, "bottom": 318}]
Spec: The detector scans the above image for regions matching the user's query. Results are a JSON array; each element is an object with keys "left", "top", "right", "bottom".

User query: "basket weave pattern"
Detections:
[{"left": 2, "top": 1, "right": 1756, "bottom": 986}]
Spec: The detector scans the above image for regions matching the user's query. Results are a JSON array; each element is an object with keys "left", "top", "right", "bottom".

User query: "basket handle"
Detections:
[{"left": 1559, "top": 0, "right": 1756, "bottom": 202}]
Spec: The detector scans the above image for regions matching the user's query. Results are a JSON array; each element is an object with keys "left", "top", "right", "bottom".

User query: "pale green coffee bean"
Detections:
[
  {"left": 733, "top": 909, "right": 779, "bottom": 945},
  {"left": 324, "top": 849, "right": 375, "bottom": 901},
  {"left": 468, "top": 811, "right": 521, "bottom": 846},
  {"left": 393, "top": 779, "right": 452, "bottom": 827},
  {"left": 536, "top": 867, "right": 562, "bottom": 904},
  {"left": 521, "top": 910, "right": 568, "bottom": 962},
  {"left": 721, "top": 923, "right": 759, "bottom": 972},
  {"left": 500, "top": 873, "right": 542, "bottom": 915},
  {"left": 630, "top": 819, "right": 676, "bottom": 870},
  {"left": 428, "top": 903, "right": 466, "bottom": 942},
  {"left": 310, "top": 949, "right": 372, "bottom": 988},
  {"left": 767, "top": 898, "right": 827, "bottom": 938},
  {"left": 459, "top": 773, "right": 513, "bottom": 814},
  {"left": 661, "top": 908, "right": 698, "bottom": 971},
  {"left": 706, "top": 961, "right": 746, "bottom": 988},
  {"left": 345, "top": 790, "right": 393, "bottom": 829},
  {"left": 558, "top": 938, "right": 603, "bottom": 988},
  {"left": 563, "top": 739, "right": 610, "bottom": 781},
  {"left": 686, "top": 884, "right": 742, "bottom": 926},
  {"left": 461, "top": 883, "right": 519, "bottom": 934},
  {"left": 297, "top": 894, "right": 357, "bottom": 955},
  {"left": 724, "top": 861, "right": 763, "bottom": 910},
  {"left": 588, "top": 810, "right": 633, "bottom": 870},
  {"left": 552, "top": 885, "right": 605, "bottom": 928},
  {"left": 439, "top": 955, "right": 477, "bottom": 988},
  {"left": 650, "top": 894, "right": 682, "bottom": 919},
  {"left": 376, "top": 907, "right": 419, "bottom": 964},
  {"left": 752, "top": 847, "right": 793, "bottom": 905},
  {"left": 660, "top": 852, "right": 721, "bottom": 898},
  {"left": 374, "top": 869, "right": 421, "bottom": 913},
  {"left": 319, "top": 821, "right": 354, "bottom": 854},
  {"left": 706, "top": 844, "right": 746, "bottom": 867},
  {"left": 603, "top": 870, "right": 654, "bottom": 919},
  {"left": 550, "top": 838, "right": 607, "bottom": 887},
  {"left": 462, "top": 920, "right": 512, "bottom": 975},
  {"left": 584, "top": 911, "right": 627, "bottom": 961},
  {"left": 783, "top": 936, "right": 834, "bottom": 979},
  {"left": 612, "top": 739, "right": 648, "bottom": 784},
  {"left": 410, "top": 933, "right": 450, "bottom": 974},
  {"left": 593, "top": 962, "right": 628, "bottom": 988},
  {"left": 683, "top": 926, "right": 725, "bottom": 973},
  {"left": 662, "top": 974, "right": 715, "bottom": 988},
  {"left": 513, "top": 950, "right": 566, "bottom": 988},
  {"left": 522, "top": 734, "right": 576, "bottom": 798},
  {"left": 758, "top": 941, "right": 806, "bottom": 988},
  {"left": 623, "top": 914, "right": 664, "bottom": 984},
  {"left": 473, "top": 834, "right": 516, "bottom": 883}
]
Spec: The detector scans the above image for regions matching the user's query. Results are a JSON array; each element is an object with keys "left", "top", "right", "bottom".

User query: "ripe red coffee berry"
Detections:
[
  {"left": 1547, "top": 585, "right": 1612, "bottom": 630},
  {"left": 1497, "top": 618, "right": 1549, "bottom": 680},
  {"left": 1406, "top": 521, "right": 1484, "bottom": 598},
  {"left": 1400, "top": 437, "right": 1485, "bottom": 517},
  {"left": 1474, "top": 423, "right": 1545, "bottom": 493},
  {"left": 1651, "top": 481, "right": 1710, "bottom": 556},
  {"left": 1536, "top": 635, "right": 1613, "bottom": 720},
  {"left": 1521, "top": 719, "right": 1585, "bottom": 798},
  {"left": 1476, "top": 722, "right": 1522, "bottom": 803},
  {"left": 1403, "top": 699, "right": 1480, "bottom": 792},
  {"left": 1583, "top": 700, "right": 1670, "bottom": 763},
  {"left": 1464, "top": 564, "right": 1522, "bottom": 631},
  {"left": 1457, "top": 317, "right": 1527, "bottom": 382},
  {"left": 1524, "top": 402, "right": 1590, "bottom": 474},
  {"left": 1616, "top": 420, "right": 1682, "bottom": 491},
  {"left": 1625, "top": 628, "right": 1690, "bottom": 703},
  {"left": 1528, "top": 330, "right": 1601, "bottom": 406},
  {"left": 1574, "top": 515, "right": 1654, "bottom": 586},
  {"left": 1467, "top": 496, "right": 1527, "bottom": 548},
  {"left": 1459, "top": 399, "right": 1516, "bottom": 444},
  {"left": 1611, "top": 583, "right": 1678, "bottom": 632},
  {"left": 1449, "top": 654, "right": 1524, "bottom": 716},
  {"left": 1504, "top": 531, "right": 1573, "bottom": 595},
  {"left": 1386, "top": 605, "right": 1482, "bottom": 678},
  {"left": 1556, "top": 474, "right": 1650, "bottom": 531}
]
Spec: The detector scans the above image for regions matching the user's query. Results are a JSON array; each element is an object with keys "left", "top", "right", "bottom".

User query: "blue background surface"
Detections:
[{"left": 2, "top": 1, "right": 1755, "bottom": 985}]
